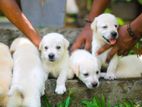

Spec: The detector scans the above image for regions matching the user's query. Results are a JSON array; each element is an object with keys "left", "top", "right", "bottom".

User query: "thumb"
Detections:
[{"left": 106, "top": 47, "right": 118, "bottom": 63}]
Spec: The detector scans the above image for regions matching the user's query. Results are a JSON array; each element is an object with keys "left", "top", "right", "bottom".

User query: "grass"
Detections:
[
  {"left": 41, "top": 94, "right": 142, "bottom": 107},
  {"left": 41, "top": 95, "right": 71, "bottom": 107}
]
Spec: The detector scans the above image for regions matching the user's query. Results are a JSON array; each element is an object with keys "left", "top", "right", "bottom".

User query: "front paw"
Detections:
[
  {"left": 104, "top": 72, "right": 116, "bottom": 80},
  {"left": 55, "top": 85, "right": 66, "bottom": 95}
]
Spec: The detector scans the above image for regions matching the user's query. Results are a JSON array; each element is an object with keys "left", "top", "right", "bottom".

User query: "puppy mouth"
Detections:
[
  {"left": 48, "top": 59, "right": 55, "bottom": 62},
  {"left": 102, "top": 36, "right": 116, "bottom": 45}
]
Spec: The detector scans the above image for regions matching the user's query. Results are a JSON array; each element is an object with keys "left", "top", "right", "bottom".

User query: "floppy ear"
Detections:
[
  {"left": 64, "top": 38, "right": 70, "bottom": 49},
  {"left": 71, "top": 63, "right": 80, "bottom": 77},
  {"left": 91, "top": 17, "right": 97, "bottom": 32}
]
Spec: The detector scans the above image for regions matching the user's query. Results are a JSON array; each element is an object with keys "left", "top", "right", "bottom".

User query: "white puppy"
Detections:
[
  {"left": 0, "top": 43, "right": 13, "bottom": 107},
  {"left": 8, "top": 37, "right": 47, "bottom": 107},
  {"left": 91, "top": 13, "right": 119, "bottom": 80},
  {"left": 70, "top": 49, "right": 101, "bottom": 89},
  {"left": 115, "top": 55, "right": 142, "bottom": 78},
  {"left": 40, "top": 33, "right": 74, "bottom": 95}
]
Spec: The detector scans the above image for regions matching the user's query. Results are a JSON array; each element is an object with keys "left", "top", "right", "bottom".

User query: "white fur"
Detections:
[
  {"left": 8, "top": 37, "right": 47, "bottom": 107},
  {"left": 66, "top": 0, "right": 79, "bottom": 14},
  {"left": 115, "top": 55, "right": 142, "bottom": 78},
  {"left": 70, "top": 49, "right": 100, "bottom": 89},
  {"left": 40, "top": 33, "right": 74, "bottom": 95},
  {"left": 0, "top": 43, "right": 13, "bottom": 107},
  {"left": 91, "top": 13, "right": 119, "bottom": 80}
]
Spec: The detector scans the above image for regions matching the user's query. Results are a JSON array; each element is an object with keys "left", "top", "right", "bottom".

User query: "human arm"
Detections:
[
  {"left": 71, "top": 0, "right": 111, "bottom": 51},
  {"left": 97, "top": 13, "right": 142, "bottom": 63},
  {"left": 0, "top": 0, "right": 41, "bottom": 47}
]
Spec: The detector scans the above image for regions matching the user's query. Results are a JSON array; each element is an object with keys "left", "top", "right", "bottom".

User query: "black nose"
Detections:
[
  {"left": 48, "top": 53, "right": 55, "bottom": 59},
  {"left": 111, "top": 31, "right": 117, "bottom": 38},
  {"left": 92, "top": 82, "right": 98, "bottom": 87}
]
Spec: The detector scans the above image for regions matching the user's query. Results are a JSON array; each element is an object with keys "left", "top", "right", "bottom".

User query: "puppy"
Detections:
[
  {"left": 115, "top": 55, "right": 142, "bottom": 78},
  {"left": 70, "top": 49, "right": 101, "bottom": 89},
  {"left": 91, "top": 13, "right": 119, "bottom": 80},
  {"left": 39, "top": 33, "right": 74, "bottom": 95},
  {"left": 0, "top": 43, "right": 13, "bottom": 107},
  {"left": 8, "top": 37, "right": 47, "bottom": 107}
]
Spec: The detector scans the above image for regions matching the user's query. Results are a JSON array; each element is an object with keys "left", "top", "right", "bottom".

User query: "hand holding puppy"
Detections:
[
  {"left": 71, "top": 23, "right": 92, "bottom": 51},
  {"left": 97, "top": 14, "right": 142, "bottom": 62}
]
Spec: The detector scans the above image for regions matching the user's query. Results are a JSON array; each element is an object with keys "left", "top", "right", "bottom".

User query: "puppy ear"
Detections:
[
  {"left": 71, "top": 63, "right": 80, "bottom": 77},
  {"left": 64, "top": 38, "right": 70, "bottom": 49},
  {"left": 91, "top": 17, "right": 97, "bottom": 32}
]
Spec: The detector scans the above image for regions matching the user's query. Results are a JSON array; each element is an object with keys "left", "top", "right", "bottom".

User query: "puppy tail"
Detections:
[{"left": 7, "top": 86, "right": 24, "bottom": 107}]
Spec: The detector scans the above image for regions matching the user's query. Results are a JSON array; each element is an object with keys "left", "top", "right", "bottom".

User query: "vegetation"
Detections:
[{"left": 41, "top": 95, "right": 142, "bottom": 107}]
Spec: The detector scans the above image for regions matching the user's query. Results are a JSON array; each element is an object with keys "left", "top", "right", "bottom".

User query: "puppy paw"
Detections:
[
  {"left": 55, "top": 85, "right": 66, "bottom": 95},
  {"left": 104, "top": 72, "right": 116, "bottom": 80}
]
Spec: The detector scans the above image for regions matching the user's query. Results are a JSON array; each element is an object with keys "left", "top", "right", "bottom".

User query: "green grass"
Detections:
[
  {"left": 41, "top": 94, "right": 142, "bottom": 107},
  {"left": 41, "top": 95, "right": 71, "bottom": 107}
]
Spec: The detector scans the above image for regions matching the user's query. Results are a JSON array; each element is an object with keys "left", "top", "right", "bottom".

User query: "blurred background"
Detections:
[{"left": 0, "top": 0, "right": 142, "bottom": 28}]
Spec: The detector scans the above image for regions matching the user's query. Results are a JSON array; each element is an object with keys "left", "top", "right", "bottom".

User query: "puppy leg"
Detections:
[
  {"left": 55, "top": 69, "right": 67, "bottom": 95},
  {"left": 41, "top": 73, "right": 48, "bottom": 96},
  {"left": 24, "top": 94, "right": 41, "bottom": 107},
  {"left": 104, "top": 55, "right": 118, "bottom": 80}
]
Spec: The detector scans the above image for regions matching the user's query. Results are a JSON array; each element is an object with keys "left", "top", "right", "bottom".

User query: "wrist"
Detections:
[
  {"left": 127, "top": 23, "right": 140, "bottom": 40},
  {"left": 130, "top": 14, "right": 142, "bottom": 39}
]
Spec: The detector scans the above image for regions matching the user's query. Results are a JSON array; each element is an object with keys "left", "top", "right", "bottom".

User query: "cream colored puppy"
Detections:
[
  {"left": 70, "top": 49, "right": 101, "bottom": 89},
  {"left": 0, "top": 43, "right": 13, "bottom": 107},
  {"left": 91, "top": 13, "right": 119, "bottom": 80},
  {"left": 115, "top": 55, "right": 142, "bottom": 78},
  {"left": 40, "top": 33, "right": 73, "bottom": 95},
  {"left": 8, "top": 37, "right": 47, "bottom": 107}
]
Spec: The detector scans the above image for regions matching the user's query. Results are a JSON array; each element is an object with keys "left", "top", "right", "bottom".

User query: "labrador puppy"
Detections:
[
  {"left": 70, "top": 49, "right": 101, "bottom": 89},
  {"left": 7, "top": 37, "right": 47, "bottom": 107},
  {"left": 0, "top": 43, "right": 13, "bottom": 107},
  {"left": 91, "top": 13, "right": 119, "bottom": 80},
  {"left": 39, "top": 33, "right": 74, "bottom": 95},
  {"left": 115, "top": 55, "right": 142, "bottom": 78}
]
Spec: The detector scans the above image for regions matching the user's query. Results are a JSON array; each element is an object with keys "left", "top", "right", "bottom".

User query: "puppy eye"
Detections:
[
  {"left": 102, "top": 26, "right": 107, "bottom": 29},
  {"left": 44, "top": 46, "right": 48, "bottom": 50},
  {"left": 84, "top": 73, "right": 89, "bottom": 77},
  {"left": 115, "top": 25, "right": 118, "bottom": 28},
  {"left": 56, "top": 46, "right": 61, "bottom": 50},
  {"left": 96, "top": 71, "right": 99, "bottom": 75}
]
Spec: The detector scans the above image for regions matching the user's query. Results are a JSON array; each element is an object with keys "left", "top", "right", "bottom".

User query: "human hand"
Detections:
[
  {"left": 97, "top": 24, "right": 139, "bottom": 63},
  {"left": 71, "top": 23, "right": 92, "bottom": 51},
  {"left": 31, "top": 37, "right": 41, "bottom": 48}
]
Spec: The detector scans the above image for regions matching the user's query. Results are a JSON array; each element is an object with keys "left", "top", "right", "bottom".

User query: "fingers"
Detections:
[
  {"left": 118, "top": 50, "right": 129, "bottom": 56},
  {"left": 84, "top": 40, "right": 91, "bottom": 51},
  {"left": 106, "top": 47, "right": 118, "bottom": 63},
  {"left": 96, "top": 44, "right": 111, "bottom": 55},
  {"left": 70, "top": 38, "right": 84, "bottom": 52}
]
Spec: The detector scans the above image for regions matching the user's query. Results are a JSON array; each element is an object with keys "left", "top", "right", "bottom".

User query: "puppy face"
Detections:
[
  {"left": 73, "top": 59, "right": 100, "bottom": 89},
  {"left": 40, "top": 33, "right": 69, "bottom": 63},
  {"left": 91, "top": 13, "right": 119, "bottom": 45},
  {"left": 78, "top": 65, "right": 100, "bottom": 89}
]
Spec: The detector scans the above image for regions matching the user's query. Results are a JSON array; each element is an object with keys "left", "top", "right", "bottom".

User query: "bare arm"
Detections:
[
  {"left": 0, "top": 0, "right": 41, "bottom": 47},
  {"left": 71, "top": 0, "right": 111, "bottom": 51}
]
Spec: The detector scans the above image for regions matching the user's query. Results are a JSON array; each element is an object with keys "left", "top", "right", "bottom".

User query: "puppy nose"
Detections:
[
  {"left": 48, "top": 53, "right": 55, "bottom": 59},
  {"left": 92, "top": 82, "right": 98, "bottom": 88},
  {"left": 111, "top": 31, "right": 117, "bottom": 38}
]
